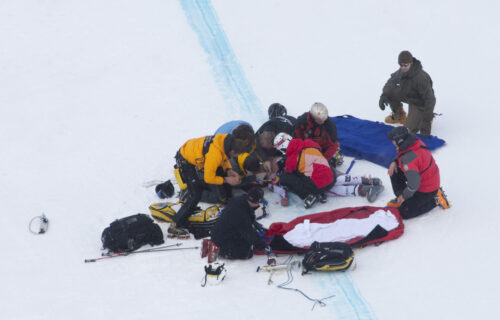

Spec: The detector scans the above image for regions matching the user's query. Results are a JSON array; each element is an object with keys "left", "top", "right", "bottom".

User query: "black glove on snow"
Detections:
[{"left": 379, "top": 95, "right": 388, "bottom": 111}]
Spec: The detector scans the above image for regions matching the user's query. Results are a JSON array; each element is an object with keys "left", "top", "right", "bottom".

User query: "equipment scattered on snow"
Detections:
[
  {"left": 155, "top": 180, "right": 175, "bottom": 199},
  {"left": 101, "top": 213, "right": 164, "bottom": 253},
  {"left": 149, "top": 201, "right": 220, "bottom": 239},
  {"left": 258, "top": 255, "right": 336, "bottom": 310},
  {"left": 84, "top": 243, "right": 199, "bottom": 263},
  {"left": 29, "top": 214, "right": 49, "bottom": 235},
  {"left": 201, "top": 262, "right": 227, "bottom": 287},
  {"left": 302, "top": 242, "right": 355, "bottom": 274}
]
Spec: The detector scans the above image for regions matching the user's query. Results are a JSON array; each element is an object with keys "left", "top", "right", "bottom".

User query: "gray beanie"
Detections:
[{"left": 398, "top": 51, "right": 413, "bottom": 65}]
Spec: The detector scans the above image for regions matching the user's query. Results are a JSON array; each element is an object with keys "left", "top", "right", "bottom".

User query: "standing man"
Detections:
[
  {"left": 379, "top": 51, "right": 436, "bottom": 137},
  {"left": 386, "top": 126, "right": 449, "bottom": 219},
  {"left": 295, "top": 102, "right": 340, "bottom": 167}
]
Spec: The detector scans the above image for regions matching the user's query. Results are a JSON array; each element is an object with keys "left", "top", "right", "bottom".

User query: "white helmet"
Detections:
[
  {"left": 310, "top": 102, "right": 329, "bottom": 122},
  {"left": 273, "top": 132, "right": 292, "bottom": 154}
]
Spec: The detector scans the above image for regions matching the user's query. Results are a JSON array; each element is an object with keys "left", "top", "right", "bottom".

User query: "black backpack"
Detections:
[
  {"left": 101, "top": 214, "right": 164, "bottom": 253},
  {"left": 302, "top": 241, "right": 355, "bottom": 274}
]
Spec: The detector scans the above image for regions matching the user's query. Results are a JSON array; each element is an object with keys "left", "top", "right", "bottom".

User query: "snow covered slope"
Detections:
[{"left": 1, "top": 1, "right": 499, "bottom": 319}]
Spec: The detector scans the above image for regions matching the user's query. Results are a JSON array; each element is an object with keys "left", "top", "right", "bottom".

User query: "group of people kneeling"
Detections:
[{"left": 157, "top": 100, "right": 449, "bottom": 266}]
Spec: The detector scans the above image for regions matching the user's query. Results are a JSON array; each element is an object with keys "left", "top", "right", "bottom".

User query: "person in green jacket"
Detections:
[{"left": 379, "top": 51, "right": 436, "bottom": 137}]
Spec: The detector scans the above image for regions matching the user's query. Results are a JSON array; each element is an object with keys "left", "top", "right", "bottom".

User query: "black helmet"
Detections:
[
  {"left": 268, "top": 103, "right": 287, "bottom": 119},
  {"left": 155, "top": 180, "right": 175, "bottom": 199},
  {"left": 388, "top": 126, "right": 409, "bottom": 147}
]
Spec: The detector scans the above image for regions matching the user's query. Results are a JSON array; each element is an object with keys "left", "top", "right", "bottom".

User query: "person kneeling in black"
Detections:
[{"left": 210, "top": 187, "right": 276, "bottom": 266}]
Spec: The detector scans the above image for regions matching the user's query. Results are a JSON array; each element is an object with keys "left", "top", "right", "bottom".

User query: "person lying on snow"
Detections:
[
  {"left": 295, "top": 102, "right": 342, "bottom": 167},
  {"left": 386, "top": 126, "right": 450, "bottom": 219},
  {"left": 168, "top": 133, "right": 250, "bottom": 238},
  {"left": 208, "top": 187, "right": 277, "bottom": 266},
  {"left": 271, "top": 132, "right": 384, "bottom": 209}
]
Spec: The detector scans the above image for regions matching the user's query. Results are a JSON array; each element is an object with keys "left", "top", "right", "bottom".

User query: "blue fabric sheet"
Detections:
[{"left": 332, "top": 115, "right": 446, "bottom": 168}]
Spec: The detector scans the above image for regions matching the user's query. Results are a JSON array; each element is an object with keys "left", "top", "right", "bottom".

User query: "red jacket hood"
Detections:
[{"left": 286, "top": 139, "right": 321, "bottom": 157}]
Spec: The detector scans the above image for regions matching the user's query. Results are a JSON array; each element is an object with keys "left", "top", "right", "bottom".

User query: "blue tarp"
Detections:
[{"left": 332, "top": 115, "right": 446, "bottom": 168}]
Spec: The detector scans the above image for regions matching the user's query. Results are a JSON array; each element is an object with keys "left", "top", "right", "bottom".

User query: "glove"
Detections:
[{"left": 379, "top": 95, "right": 388, "bottom": 111}]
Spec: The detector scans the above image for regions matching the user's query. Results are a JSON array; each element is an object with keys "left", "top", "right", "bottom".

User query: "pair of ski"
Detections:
[{"left": 84, "top": 243, "right": 199, "bottom": 263}]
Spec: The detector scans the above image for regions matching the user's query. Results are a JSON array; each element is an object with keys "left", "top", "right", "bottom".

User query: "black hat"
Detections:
[
  {"left": 398, "top": 51, "right": 413, "bottom": 65},
  {"left": 155, "top": 180, "right": 175, "bottom": 199},
  {"left": 388, "top": 126, "right": 410, "bottom": 147},
  {"left": 268, "top": 103, "right": 287, "bottom": 119},
  {"left": 247, "top": 187, "right": 264, "bottom": 203}
]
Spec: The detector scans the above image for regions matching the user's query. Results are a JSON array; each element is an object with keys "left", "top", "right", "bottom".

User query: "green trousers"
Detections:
[{"left": 406, "top": 104, "right": 434, "bottom": 137}]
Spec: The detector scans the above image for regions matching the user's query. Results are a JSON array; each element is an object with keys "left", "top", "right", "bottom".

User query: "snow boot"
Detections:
[
  {"left": 335, "top": 151, "right": 344, "bottom": 167},
  {"left": 207, "top": 241, "right": 220, "bottom": 263},
  {"left": 319, "top": 193, "right": 328, "bottom": 204},
  {"left": 358, "top": 185, "right": 384, "bottom": 203},
  {"left": 362, "top": 176, "right": 382, "bottom": 186},
  {"left": 201, "top": 239, "right": 211, "bottom": 258},
  {"left": 385, "top": 110, "right": 407, "bottom": 124},
  {"left": 167, "top": 223, "right": 190, "bottom": 239},
  {"left": 435, "top": 187, "right": 450, "bottom": 209},
  {"left": 304, "top": 194, "right": 319, "bottom": 209},
  {"left": 386, "top": 198, "right": 400, "bottom": 208}
]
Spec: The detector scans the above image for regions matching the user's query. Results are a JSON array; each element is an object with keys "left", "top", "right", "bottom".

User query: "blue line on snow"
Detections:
[
  {"left": 180, "top": 0, "right": 375, "bottom": 318},
  {"left": 179, "top": 0, "right": 263, "bottom": 121}
]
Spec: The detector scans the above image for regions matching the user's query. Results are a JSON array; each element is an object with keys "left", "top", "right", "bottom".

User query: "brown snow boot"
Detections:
[
  {"left": 207, "top": 241, "right": 220, "bottom": 263},
  {"left": 167, "top": 223, "right": 190, "bottom": 239},
  {"left": 201, "top": 239, "right": 211, "bottom": 258},
  {"left": 385, "top": 110, "right": 407, "bottom": 124}
]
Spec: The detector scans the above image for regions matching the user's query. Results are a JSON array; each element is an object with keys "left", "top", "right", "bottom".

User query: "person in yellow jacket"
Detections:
[{"left": 169, "top": 133, "right": 248, "bottom": 238}]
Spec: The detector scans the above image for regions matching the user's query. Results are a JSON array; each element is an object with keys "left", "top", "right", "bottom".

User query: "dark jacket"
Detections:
[
  {"left": 257, "top": 116, "right": 297, "bottom": 136},
  {"left": 382, "top": 58, "right": 436, "bottom": 112},
  {"left": 396, "top": 136, "right": 440, "bottom": 200},
  {"left": 210, "top": 195, "right": 268, "bottom": 251},
  {"left": 294, "top": 112, "right": 339, "bottom": 160}
]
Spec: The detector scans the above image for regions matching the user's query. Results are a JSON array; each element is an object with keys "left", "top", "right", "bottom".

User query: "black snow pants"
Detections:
[
  {"left": 390, "top": 169, "right": 438, "bottom": 219},
  {"left": 280, "top": 172, "right": 334, "bottom": 199}
]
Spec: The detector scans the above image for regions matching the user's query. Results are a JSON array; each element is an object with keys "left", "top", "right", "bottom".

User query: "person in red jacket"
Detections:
[
  {"left": 387, "top": 126, "right": 449, "bottom": 219},
  {"left": 273, "top": 132, "right": 335, "bottom": 209},
  {"left": 295, "top": 102, "right": 340, "bottom": 167}
]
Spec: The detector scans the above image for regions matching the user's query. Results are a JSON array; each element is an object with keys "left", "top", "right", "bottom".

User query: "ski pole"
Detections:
[
  {"left": 84, "top": 244, "right": 199, "bottom": 263},
  {"left": 101, "top": 243, "right": 183, "bottom": 257},
  {"left": 256, "top": 264, "right": 289, "bottom": 272}
]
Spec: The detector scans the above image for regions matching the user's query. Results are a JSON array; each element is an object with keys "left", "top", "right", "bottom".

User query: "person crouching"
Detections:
[
  {"left": 274, "top": 132, "right": 335, "bottom": 209},
  {"left": 209, "top": 187, "right": 277, "bottom": 266}
]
